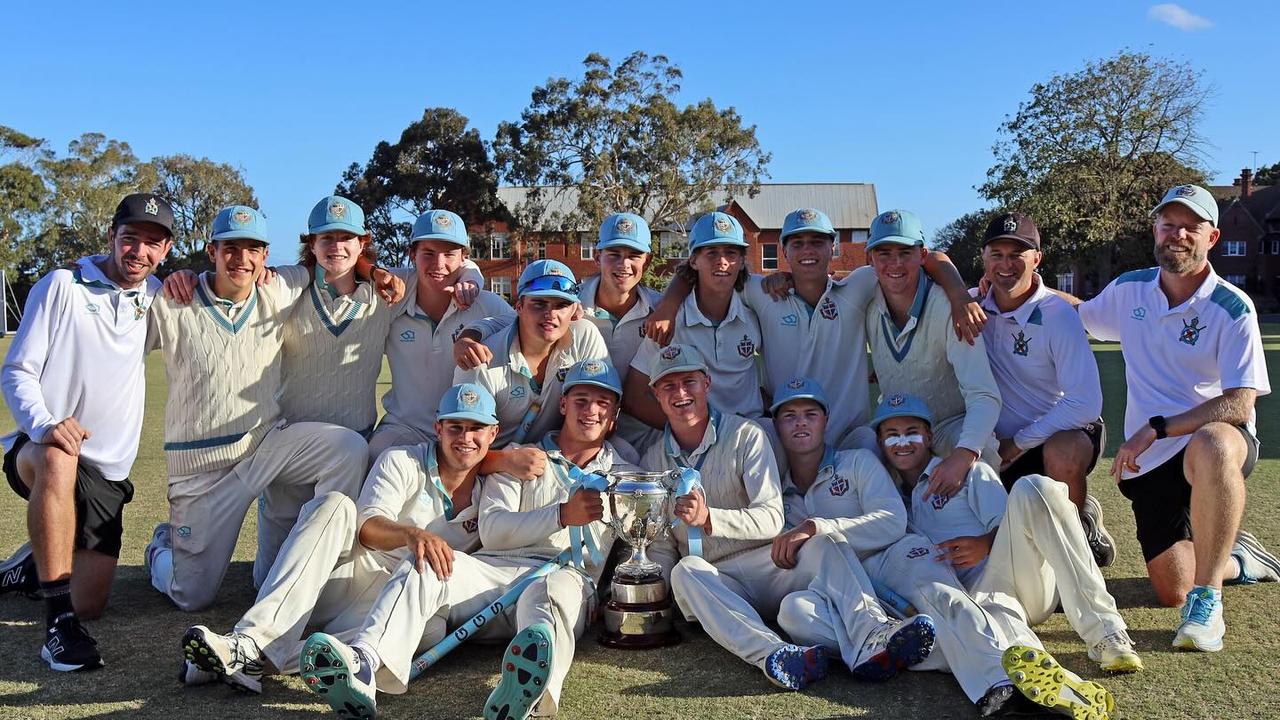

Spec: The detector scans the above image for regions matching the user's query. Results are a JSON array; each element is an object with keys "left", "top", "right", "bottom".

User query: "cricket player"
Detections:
[
  {"left": 455, "top": 259, "right": 611, "bottom": 450},
  {"left": 975, "top": 212, "right": 1115, "bottom": 567},
  {"left": 1, "top": 193, "right": 174, "bottom": 671},
  {"left": 298, "top": 360, "right": 635, "bottom": 720},
  {"left": 647, "top": 207, "right": 984, "bottom": 450},
  {"left": 639, "top": 343, "right": 832, "bottom": 690},
  {"left": 178, "top": 383, "right": 497, "bottom": 695},
  {"left": 624, "top": 212, "right": 766, "bottom": 426},
  {"left": 1057, "top": 184, "right": 1278, "bottom": 651},
  {"left": 764, "top": 377, "right": 938, "bottom": 680},
  {"left": 864, "top": 209, "right": 1002, "bottom": 500},
  {"left": 143, "top": 205, "right": 367, "bottom": 612},
  {"left": 865, "top": 389, "right": 1126, "bottom": 712}
]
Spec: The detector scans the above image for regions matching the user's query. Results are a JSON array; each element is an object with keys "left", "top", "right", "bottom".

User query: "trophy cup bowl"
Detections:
[{"left": 599, "top": 470, "right": 682, "bottom": 648}]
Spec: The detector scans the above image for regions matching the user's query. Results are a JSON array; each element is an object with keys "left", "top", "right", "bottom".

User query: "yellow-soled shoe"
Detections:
[{"left": 1002, "top": 645, "right": 1115, "bottom": 720}]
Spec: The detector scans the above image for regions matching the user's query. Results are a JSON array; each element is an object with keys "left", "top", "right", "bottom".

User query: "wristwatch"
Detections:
[{"left": 1148, "top": 415, "right": 1168, "bottom": 440}]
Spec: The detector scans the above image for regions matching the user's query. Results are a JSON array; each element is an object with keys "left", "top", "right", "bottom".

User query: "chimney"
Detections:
[{"left": 1240, "top": 168, "right": 1254, "bottom": 198}]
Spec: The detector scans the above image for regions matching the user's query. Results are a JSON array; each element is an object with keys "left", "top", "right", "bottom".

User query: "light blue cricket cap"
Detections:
[
  {"left": 871, "top": 392, "right": 934, "bottom": 428},
  {"left": 308, "top": 195, "right": 366, "bottom": 235},
  {"left": 563, "top": 359, "right": 623, "bottom": 397},
  {"left": 649, "top": 343, "right": 709, "bottom": 386},
  {"left": 211, "top": 205, "right": 270, "bottom": 244},
  {"left": 689, "top": 211, "right": 748, "bottom": 251},
  {"left": 517, "top": 259, "right": 579, "bottom": 302},
  {"left": 781, "top": 208, "right": 836, "bottom": 242},
  {"left": 597, "top": 212, "right": 652, "bottom": 253},
  {"left": 411, "top": 209, "right": 469, "bottom": 246},
  {"left": 867, "top": 209, "right": 926, "bottom": 249},
  {"left": 437, "top": 382, "right": 499, "bottom": 425},
  {"left": 770, "top": 376, "right": 829, "bottom": 415},
  {"left": 1151, "top": 184, "right": 1219, "bottom": 227}
]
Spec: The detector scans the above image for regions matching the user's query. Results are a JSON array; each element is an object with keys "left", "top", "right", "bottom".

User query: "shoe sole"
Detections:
[
  {"left": 1098, "top": 654, "right": 1145, "bottom": 674},
  {"left": 1172, "top": 630, "right": 1223, "bottom": 652},
  {"left": 1083, "top": 495, "right": 1116, "bottom": 568},
  {"left": 182, "top": 626, "right": 234, "bottom": 676},
  {"left": 765, "top": 645, "right": 828, "bottom": 690},
  {"left": 300, "top": 632, "right": 375, "bottom": 719},
  {"left": 851, "top": 616, "right": 936, "bottom": 681},
  {"left": 41, "top": 644, "right": 104, "bottom": 673},
  {"left": 484, "top": 624, "right": 554, "bottom": 720},
  {"left": 1002, "top": 645, "right": 1115, "bottom": 720},
  {"left": 1237, "top": 530, "right": 1280, "bottom": 581}
]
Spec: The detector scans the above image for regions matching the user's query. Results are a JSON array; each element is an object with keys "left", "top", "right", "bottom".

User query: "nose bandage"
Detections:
[{"left": 882, "top": 434, "right": 924, "bottom": 448}]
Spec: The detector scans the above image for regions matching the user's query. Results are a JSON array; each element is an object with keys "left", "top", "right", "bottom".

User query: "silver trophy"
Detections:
[{"left": 599, "top": 469, "right": 685, "bottom": 648}]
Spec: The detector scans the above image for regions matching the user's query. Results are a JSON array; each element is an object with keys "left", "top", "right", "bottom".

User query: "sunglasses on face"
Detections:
[{"left": 520, "top": 275, "right": 580, "bottom": 297}]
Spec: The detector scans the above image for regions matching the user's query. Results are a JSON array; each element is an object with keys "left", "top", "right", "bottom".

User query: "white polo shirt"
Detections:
[
  {"left": 456, "top": 318, "right": 609, "bottom": 448},
  {"left": 631, "top": 290, "right": 764, "bottom": 418},
  {"left": 901, "top": 456, "right": 1008, "bottom": 587},
  {"left": 1079, "top": 266, "right": 1270, "bottom": 478},
  {"left": 577, "top": 275, "right": 660, "bottom": 385},
  {"left": 743, "top": 267, "right": 879, "bottom": 442},
  {"left": 978, "top": 278, "right": 1103, "bottom": 450},
  {"left": 781, "top": 446, "right": 907, "bottom": 559},
  {"left": 2, "top": 256, "right": 159, "bottom": 480}
]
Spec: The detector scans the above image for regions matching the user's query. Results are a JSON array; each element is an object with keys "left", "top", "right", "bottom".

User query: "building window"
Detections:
[
  {"left": 489, "top": 233, "right": 510, "bottom": 260},
  {"left": 1222, "top": 240, "right": 1246, "bottom": 257},
  {"left": 1056, "top": 272, "right": 1075, "bottom": 296},
  {"left": 660, "top": 232, "right": 690, "bottom": 259},
  {"left": 851, "top": 229, "right": 869, "bottom": 244},
  {"left": 1224, "top": 274, "right": 1246, "bottom": 288},
  {"left": 831, "top": 230, "right": 842, "bottom": 258},
  {"left": 762, "top": 243, "right": 779, "bottom": 271},
  {"left": 531, "top": 241, "right": 546, "bottom": 260},
  {"left": 1271, "top": 240, "right": 1279, "bottom": 256},
  {"left": 579, "top": 233, "right": 594, "bottom": 260},
  {"left": 490, "top": 276, "right": 512, "bottom": 300}
]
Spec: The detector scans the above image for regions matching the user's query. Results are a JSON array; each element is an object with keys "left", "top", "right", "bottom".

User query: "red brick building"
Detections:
[
  {"left": 471, "top": 183, "right": 879, "bottom": 299},
  {"left": 1211, "top": 168, "right": 1280, "bottom": 308}
]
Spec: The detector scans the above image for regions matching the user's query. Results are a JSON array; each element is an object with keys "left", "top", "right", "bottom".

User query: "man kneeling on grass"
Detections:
[{"left": 179, "top": 383, "right": 496, "bottom": 693}]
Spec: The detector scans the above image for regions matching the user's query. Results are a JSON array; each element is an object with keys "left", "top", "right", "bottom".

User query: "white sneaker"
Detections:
[
  {"left": 300, "top": 632, "right": 377, "bottom": 719},
  {"left": 178, "top": 660, "right": 220, "bottom": 686},
  {"left": 1173, "top": 587, "right": 1224, "bottom": 652},
  {"left": 1086, "top": 630, "right": 1144, "bottom": 673},
  {"left": 181, "top": 625, "right": 263, "bottom": 691},
  {"left": 1230, "top": 530, "right": 1280, "bottom": 584},
  {"left": 144, "top": 523, "right": 171, "bottom": 572},
  {"left": 849, "top": 615, "right": 936, "bottom": 681}
]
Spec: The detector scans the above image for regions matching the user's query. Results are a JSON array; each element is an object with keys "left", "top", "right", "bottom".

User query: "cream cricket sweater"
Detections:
[{"left": 149, "top": 274, "right": 301, "bottom": 476}]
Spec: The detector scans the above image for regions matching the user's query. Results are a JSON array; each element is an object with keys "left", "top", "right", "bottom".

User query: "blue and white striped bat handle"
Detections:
[{"left": 672, "top": 467, "right": 703, "bottom": 558}]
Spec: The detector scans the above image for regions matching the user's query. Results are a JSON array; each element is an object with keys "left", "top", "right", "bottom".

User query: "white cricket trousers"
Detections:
[
  {"left": 151, "top": 421, "right": 366, "bottom": 611},
  {"left": 232, "top": 492, "right": 393, "bottom": 674},
  {"left": 864, "top": 533, "right": 1040, "bottom": 703},
  {"left": 971, "top": 474, "right": 1127, "bottom": 646},
  {"left": 670, "top": 535, "right": 890, "bottom": 671}
]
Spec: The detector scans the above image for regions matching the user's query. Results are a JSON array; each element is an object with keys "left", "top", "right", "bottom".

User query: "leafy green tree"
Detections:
[
  {"left": 337, "top": 108, "right": 502, "bottom": 265},
  {"left": 1254, "top": 161, "right": 1280, "bottom": 187},
  {"left": 980, "top": 51, "right": 1209, "bottom": 282},
  {"left": 150, "top": 154, "right": 258, "bottom": 272},
  {"left": 932, "top": 211, "right": 992, "bottom": 286},
  {"left": 0, "top": 126, "right": 47, "bottom": 274},
  {"left": 493, "top": 52, "right": 771, "bottom": 287}
]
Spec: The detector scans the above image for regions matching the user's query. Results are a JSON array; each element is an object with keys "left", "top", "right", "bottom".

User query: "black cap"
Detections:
[
  {"left": 111, "top": 193, "right": 175, "bottom": 237},
  {"left": 982, "top": 212, "right": 1040, "bottom": 251}
]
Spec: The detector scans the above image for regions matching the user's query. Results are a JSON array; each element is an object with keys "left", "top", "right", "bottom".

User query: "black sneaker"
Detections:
[
  {"left": 42, "top": 612, "right": 104, "bottom": 672},
  {"left": 0, "top": 543, "right": 38, "bottom": 598},
  {"left": 1080, "top": 495, "right": 1116, "bottom": 568}
]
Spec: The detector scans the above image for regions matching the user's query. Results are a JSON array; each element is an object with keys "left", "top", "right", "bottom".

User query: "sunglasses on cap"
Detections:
[{"left": 519, "top": 275, "right": 580, "bottom": 297}]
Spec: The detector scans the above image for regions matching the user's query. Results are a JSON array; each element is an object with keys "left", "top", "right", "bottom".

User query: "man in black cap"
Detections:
[
  {"left": 976, "top": 212, "right": 1115, "bottom": 567},
  {"left": 1, "top": 193, "right": 174, "bottom": 671}
]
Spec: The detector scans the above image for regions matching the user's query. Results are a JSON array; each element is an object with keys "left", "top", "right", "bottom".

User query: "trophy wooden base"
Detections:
[{"left": 598, "top": 575, "right": 681, "bottom": 649}]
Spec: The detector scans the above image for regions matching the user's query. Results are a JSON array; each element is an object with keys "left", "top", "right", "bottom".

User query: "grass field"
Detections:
[{"left": 2, "top": 332, "right": 1279, "bottom": 720}]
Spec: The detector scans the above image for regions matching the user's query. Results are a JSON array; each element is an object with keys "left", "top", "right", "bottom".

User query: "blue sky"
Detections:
[{"left": 5, "top": 1, "right": 1276, "bottom": 242}]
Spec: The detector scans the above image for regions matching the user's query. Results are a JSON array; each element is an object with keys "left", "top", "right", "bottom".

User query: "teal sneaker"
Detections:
[{"left": 484, "top": 623, "right": 554, "bottom": 720}]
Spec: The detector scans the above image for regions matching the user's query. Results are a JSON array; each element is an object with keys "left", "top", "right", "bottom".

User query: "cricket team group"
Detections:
[{"left": 1, "top": 181, "right": 1276, "bottom": 720}]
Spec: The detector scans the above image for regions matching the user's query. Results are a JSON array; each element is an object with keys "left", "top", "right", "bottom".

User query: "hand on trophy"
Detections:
[
  {"left": 673, "top": 487, "right": 709, "bottom": 531},
  {"left": 560, "top": 489, "right": 604, "bottom": 527},
  {"left": 771, "top": 520, "right": 817, "bottom": 569},
  {"left": 404, "top": 527, "right": 455, "bottom": 580}
]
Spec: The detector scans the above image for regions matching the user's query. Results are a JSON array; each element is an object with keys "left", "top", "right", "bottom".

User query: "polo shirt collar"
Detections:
[
  {"left": 682, "top": 289, "right": 746, "bottom": 327},
  {"left": 980, "top": 275, "right": 1052, "bottom": 327},
  {"left": 404, "top": 278, "right": 461, "bottom": 322},
  {"left": 72, "top": 255, "right": 123, "bottom": 291},
  {"left": 663, "top": 407, "right": 723, "bottom": 465},
  {"left": 581, "top": 275, "right": 654, "bottom": 324},
  {"left": 1149, "top": 266, "right": 1221, "bottom": 316}
]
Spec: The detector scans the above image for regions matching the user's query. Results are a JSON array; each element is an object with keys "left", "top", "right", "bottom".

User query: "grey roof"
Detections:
[{"left": 496, "top": 183, "right": 878, "bottom": 231}]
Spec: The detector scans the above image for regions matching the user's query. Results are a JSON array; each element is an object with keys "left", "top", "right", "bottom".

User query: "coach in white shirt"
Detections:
[
  {"left": 976, "top": 212, "right": 1114, "bottom": 568},
  {"left": 1060, "top": 184, "right": 1278, "bottom": 653}
]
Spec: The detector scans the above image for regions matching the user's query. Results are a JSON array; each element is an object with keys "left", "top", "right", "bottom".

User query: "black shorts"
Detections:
[
  {"left": 1117, "top": 425, "right": 1259, "bottom": 563},
  {"left": 998, "top": 418, "right": 1106, "bottom": 491},
  {"left": 4, "top": 433, "right": 135, "bottom": 558}
]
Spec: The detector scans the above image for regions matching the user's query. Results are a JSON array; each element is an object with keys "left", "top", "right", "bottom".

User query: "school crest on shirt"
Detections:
[
  {"left": 462, "top": 518, "right": 478, "bottom": 534},
  {"left": 511, "top": 386, "right": 527, "bottom": 398},
  {"left": 829, "top": 473, "right": 849, "bottom": 496},
  {"left": 781, "top": 313, "right": 798, "bottom": 327},
  {"left": 400, "top": 329, "right": 416, "bottom": 342},
  {"left": 1180, "top": 316, "right": 1207, "bottom": 346},
  {"left": 819, "top": 297, "right": 839, "bottom": 320},
  {"left": 85, "top": 302, "right": 100, "bottom": 314},
  {"left": 1011, "top": 330, "right": 1031, "bottom": 357},
  {"left": 906, "top": 545, "right": 929, "bottom": 559},
  {"left": 931, "top": 493, "right": 950, "bottom": 510},
  {"left": 1131, "top": 306, "right": 1147, "bottom": 321},
  {"left": 737, "top": 335, "right": 756, "bottom": 357}
]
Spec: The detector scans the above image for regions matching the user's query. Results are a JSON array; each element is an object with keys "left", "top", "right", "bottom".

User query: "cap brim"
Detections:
[
  {"left": 781, "top": 226, "right": 836, "bottom": 241},
  {"left": 564, "top": 378, "right": 622, "bottom": 396},
  {"left": 438, "top": 410, "right": 498, "bottom": 425},
  {"left": 872, "top": 408, "right": 932, "bottom": 428},
  {"left": 310, "top": 222, "right": 366, "bottom": 236},
  {"left": 411, "top": 233, "right": 468, "bottom": 245},
  {"left": 520, "top": 289, "right": 578, "bottom": 302},
  {"left": 867, "top": 236, "right": 923, "bottom": 249},
  {"left": 649, "top": 363, "right": 708, "bottom": 386},
  {"left": 114, "top": 216, "right": 174, "bottom": 237},
  {"left": 595, "top": 238, "right": 651, "bottom": 252},
  {"left": 1150, "top": 199, "right": 1216, "bottom": 225},
  {"left": 691, "top": 239, "right": 749, "bottom": 250},
  {"left": 770, "top": 393, "right": 828, "bottom": 414},
  {"left": 982, "top": 234, "right": 1038, "bottom": 249},
  {"left": 211, "top": 231, "right": 269, "bottom": 245}
]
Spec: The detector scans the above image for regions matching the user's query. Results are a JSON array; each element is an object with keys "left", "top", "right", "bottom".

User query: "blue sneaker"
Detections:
[
  {"left": 483, "top": 623, "right": 554, "bottom": 720},
  {"left": 300, "top": 633, "right": 377, "bottom": 718},
  {"left": 850, "top": 615, "right": 936, "bottom": 681},
  {"left": 1173, "top": 586, "right": 1224, "bottom": 652},
  {"left": 763, "top": 644, "right": 827, "bottom": 690}
]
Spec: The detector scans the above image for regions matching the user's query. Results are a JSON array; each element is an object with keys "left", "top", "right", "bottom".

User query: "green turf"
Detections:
[{"left": 1, "top": 333, "right": 1278, "bottom": 720}]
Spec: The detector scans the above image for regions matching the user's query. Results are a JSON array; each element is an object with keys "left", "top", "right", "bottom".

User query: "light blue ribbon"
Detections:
[{"left": 671, "top": 466, "right": 704, "bottom": 558}]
